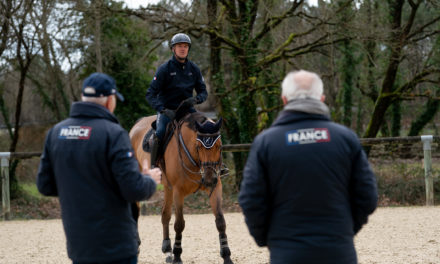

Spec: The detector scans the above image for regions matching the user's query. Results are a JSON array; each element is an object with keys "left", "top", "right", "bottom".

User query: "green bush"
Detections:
[{"left": 372, "top": 159, "right": 440, "bottom": 206}]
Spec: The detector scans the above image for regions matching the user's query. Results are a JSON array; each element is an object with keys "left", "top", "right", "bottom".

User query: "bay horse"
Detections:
[{"left": 129, "top": 110, "right": 233, "bottom": 264}]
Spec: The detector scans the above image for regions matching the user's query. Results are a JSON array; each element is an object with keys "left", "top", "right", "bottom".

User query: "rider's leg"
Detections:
[{"left": 150, "top": 112, "right": 171, "bottom": 168}]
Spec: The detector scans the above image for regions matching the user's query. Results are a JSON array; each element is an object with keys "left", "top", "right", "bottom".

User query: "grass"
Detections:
[
  {"left": 7, "top": 182, "right": 60, "bottom": 219},
  {"left": 20, "top": 182, "right": 45, "bottom": 199}
]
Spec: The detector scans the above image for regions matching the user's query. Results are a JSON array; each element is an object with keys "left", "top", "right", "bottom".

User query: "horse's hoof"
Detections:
[
  {"left": 172, "top": 259, "right": 183, "bottom": 264},
  {"left": 165, "top": 252, "right": 173, "bottom": 263}
]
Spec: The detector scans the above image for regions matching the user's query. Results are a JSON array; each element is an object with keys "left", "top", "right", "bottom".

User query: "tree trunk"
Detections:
[
  {"left": 94, "top": 0, "right": 103, "bottom": 72},
  {"left": 0, "top": 0, "right": 12, "bottom": 57},
  {"left": 207, "top": 0, "right": 244, "bottom": 189},
  {"left": 363, "top": 0, "right": 405, "bottom": 138},
  {"left": 408, "top": 97, "right": 440, "bottom": 136},
  {"left": 391, "top": 100, "right": 401, "bottom": 137},
  {"left": 341, "top": 39, "right": 355, "bottom": 127}
]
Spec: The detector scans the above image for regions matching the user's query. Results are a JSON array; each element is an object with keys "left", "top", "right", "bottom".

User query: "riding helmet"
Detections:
[{"left": 170, "top": 33, "right": 191, "bottom": 49}]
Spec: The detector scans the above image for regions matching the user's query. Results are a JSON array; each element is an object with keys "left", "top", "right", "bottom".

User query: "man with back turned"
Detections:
[
  {"left": 37, "top": 72, "right": 161, "bottom": 264},
  {"left": 239, "top": 70, "right": 378, "bottom": 264}
]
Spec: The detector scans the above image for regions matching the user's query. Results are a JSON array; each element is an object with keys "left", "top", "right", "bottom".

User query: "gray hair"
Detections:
[
  {"left": 81, "top": 95, "right": 108, "bottom": 106},
  {"left": 281, "top": 70, "right": 323, "bottom": 101}
]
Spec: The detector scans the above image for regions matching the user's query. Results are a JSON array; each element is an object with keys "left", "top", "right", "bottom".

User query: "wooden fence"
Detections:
[{"left": 1, "top": 135, "right": 438, "bottom": 220}]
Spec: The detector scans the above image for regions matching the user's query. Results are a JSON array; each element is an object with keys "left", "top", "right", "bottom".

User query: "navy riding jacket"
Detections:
[
  {"left": 146, "top": 56, "right": 208, "bottom": 112},
  {"left": 239, "top": 110, "right": 378, "bottom": 264},
  {"left": 37, "top": 102, "right": 157, "bottom": 263}
]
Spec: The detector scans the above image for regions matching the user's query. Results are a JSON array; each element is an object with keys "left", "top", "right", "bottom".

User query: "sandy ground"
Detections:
[{"left": 0, "top": 207, "right": 439, "bottom": 264}]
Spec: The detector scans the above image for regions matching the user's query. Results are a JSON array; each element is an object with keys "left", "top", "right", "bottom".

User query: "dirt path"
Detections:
[{"left": 1, "top": 207, "right": 439, "bottom": 264}]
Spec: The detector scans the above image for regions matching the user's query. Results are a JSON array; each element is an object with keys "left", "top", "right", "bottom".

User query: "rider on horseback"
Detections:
[{"left": 146, "top": 33, "right": 208, "bottom": 167}]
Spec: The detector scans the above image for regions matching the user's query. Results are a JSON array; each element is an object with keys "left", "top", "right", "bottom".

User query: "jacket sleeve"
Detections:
[
  {"left": 193, "top": 65, "right": 207, "bottom": 104},
  {"left": 350, "top": 144, "right": 378, "bottom": 234},
  {"left": 109, "top": 129, "right": 157, "bottom": 203},
  {"left": 238, "top": 136, "right": 269, "bottom": 247},
  {"left": 146, "top": 66, "right": 166, "bottom": 112},
  {"left": 36, "top": 129, "right": 58, "bottom": 197}
]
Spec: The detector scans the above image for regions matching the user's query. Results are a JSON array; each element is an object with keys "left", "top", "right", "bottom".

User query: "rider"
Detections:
[{"left": 146, "top": 33, "right": 208, "bottom": 167}]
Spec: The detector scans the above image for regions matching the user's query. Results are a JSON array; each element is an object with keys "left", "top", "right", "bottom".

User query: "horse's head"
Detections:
[{"left": 195, "top": 117, "right": 223, "bottom": 189}]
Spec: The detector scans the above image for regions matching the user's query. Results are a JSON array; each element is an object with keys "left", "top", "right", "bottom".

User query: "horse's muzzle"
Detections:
[{"left": 201, "top": 168, "right": 219, "bottom": 189}]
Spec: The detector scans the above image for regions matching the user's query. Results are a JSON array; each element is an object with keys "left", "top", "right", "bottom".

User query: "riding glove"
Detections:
[
  {"left": 183, "top": 97, "right": 198, "bottom": 107},
  {"left": 161, "top": 108, "right": 175, "bottom": 120}
]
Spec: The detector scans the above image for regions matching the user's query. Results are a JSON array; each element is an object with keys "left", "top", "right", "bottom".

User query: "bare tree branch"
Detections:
[
  {"left": 396, "top": 68, "right": 440, "bottom": 94},
  {"left": 407, "top": 15, "right": 440, "bottom": 40},
  {"left": 254, "top": 0, "right": 304, "bottom": 42}
]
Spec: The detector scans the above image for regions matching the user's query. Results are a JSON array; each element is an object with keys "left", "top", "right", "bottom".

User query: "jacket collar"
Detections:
[
  {"left": 272, "top": 98, "right": 330, "bottom": 126},
  {"left": 171, "top": 55, "right": 188, "bottom": 66},
  {"left": 69, "top": 102, "right": 119, "bottom": 124},
  {"left": 272, "top": 107, "right": 331, "bottom": 127},
  {"left": 283, "top": 98, "right": 330, "bottom": 116}
]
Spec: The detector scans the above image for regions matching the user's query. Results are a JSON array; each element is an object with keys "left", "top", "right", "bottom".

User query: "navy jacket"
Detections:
[
  {"left": 239, "top": 110, "right": 377, "bottom": 263},
  {"left": 37, "top": 102, "right": 157, "bottom": 263},
  {"left": 146, "top": 56, "right": 208, "bottom": 111}
]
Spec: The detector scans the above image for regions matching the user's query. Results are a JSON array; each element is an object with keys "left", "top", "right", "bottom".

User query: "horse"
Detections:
[{"left": 129, "top": 110, "right": 234, "bottom": 264}]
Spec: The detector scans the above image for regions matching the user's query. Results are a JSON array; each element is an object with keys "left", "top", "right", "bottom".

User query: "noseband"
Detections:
[{"left": 197, "top": 132, "right": 222, "bottom": 183}]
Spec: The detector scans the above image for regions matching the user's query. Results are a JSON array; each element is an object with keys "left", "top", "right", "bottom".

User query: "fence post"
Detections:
[
  {"left": 421, "top": 135, "right": 433, "bottom": 206},
  {"left": 0, "top": 152, "right": 11, "bottom": 220}
]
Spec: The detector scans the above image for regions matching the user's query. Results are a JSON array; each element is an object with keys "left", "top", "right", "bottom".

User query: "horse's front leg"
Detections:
[
  {"left": 162, "top": 182, "right": 173, "bottom": 263},
  {"left": 172, "top": 190, "right": 185, "bottom": 264},
  {"left": 209, "top": 181, "right": 233, "bottom": 264}
]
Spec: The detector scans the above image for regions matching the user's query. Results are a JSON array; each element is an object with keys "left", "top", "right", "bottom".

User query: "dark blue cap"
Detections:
[{"left": 82, "top": 72, "right": 124, "bottom": 101}]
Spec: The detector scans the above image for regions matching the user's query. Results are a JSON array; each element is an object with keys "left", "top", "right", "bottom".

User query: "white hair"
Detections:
[
  {"left": 81, "top": 95, "right": 108, "bottom": 106},
  {"left": 281, "top": 70, "right": 324, "bottom": 101}
]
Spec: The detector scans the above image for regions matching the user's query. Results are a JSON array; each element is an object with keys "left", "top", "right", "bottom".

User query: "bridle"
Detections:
[{"left": 174, "top": 119, "right": 222, "bottom": 195}]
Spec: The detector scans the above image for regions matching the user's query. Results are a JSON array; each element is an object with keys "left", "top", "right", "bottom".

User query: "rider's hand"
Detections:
[
  {"left": 161, "top": 108, "right": 175, "bottom": 120},
  {"left": 183, "top": 97, "right": 197, "bottom": 107},
  {"left": 142, "top": 160, "right": 161, "bottom": 184}
]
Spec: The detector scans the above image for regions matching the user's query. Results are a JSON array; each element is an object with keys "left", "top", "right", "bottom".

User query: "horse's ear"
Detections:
[{"left": 214, "top": 117, "right": 223, "bottom": 131}]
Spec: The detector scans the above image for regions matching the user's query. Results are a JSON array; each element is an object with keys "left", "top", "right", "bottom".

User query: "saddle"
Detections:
[
  {"left": 142, "top": 104, "right": 199, "bottom": 155},
  {"left": 142, "top": 120, "right": 175, "bottom": 156}
]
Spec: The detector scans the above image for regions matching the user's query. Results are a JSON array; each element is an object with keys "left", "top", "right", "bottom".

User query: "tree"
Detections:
[
  {"left": 1, "top": 0, "right": 40, "bottom": 198},
  {"left": 128, "top": 0, "right": 355, "bottom": 187},
  {"left": 28, "top": 0, "right": 81, "bottom": 121},
  {"left": 407, "top": 31, "right": 440, "bottom": 136},
  {"left": 363, "top": 0, "right": 440, "bottom": 138},
  {"left": 0, "top": 0, "right": 16, "bottom": 139},
  {"left": 78, "top": 0, "right": 157, "bottom": 128},
  {"left": 335, "top": 0, "right": 357, "bottom": 127}
]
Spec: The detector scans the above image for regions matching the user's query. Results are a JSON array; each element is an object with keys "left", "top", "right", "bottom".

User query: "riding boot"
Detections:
[{"left": 150, "top": 134, "right": 160, "bottom": 168}]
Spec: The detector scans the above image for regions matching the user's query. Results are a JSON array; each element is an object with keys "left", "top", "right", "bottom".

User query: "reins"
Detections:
[{"left": 174, "top": 119, "right": 203, "bottom": 185}]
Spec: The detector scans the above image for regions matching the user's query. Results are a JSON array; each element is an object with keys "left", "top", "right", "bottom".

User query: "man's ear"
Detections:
[
  {"left": 320, "top": 94, "right": 326, "bottom": 102},
  {"left": 281, "top": 96, "right": 288, "bottom": 105},
  {"left": 105, "top": 95, "right": 116, "bottom": 113}
]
